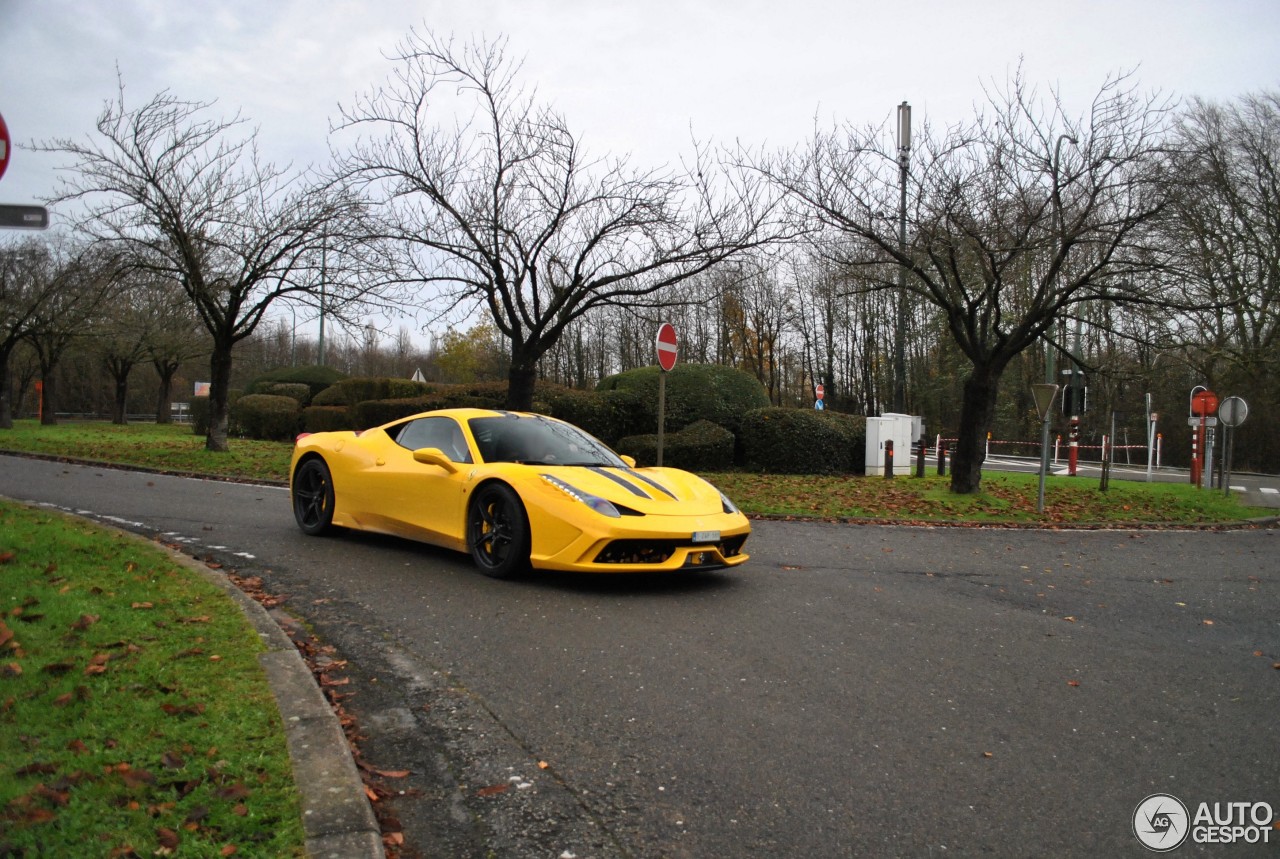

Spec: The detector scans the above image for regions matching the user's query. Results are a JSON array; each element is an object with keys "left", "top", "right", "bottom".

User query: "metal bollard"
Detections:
[{"left": 937, "top": 442, "right": 947, "bottom": 476}]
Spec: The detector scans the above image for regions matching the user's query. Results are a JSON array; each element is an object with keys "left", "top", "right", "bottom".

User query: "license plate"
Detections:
[{"left": 691, "top": 530, "right": 720, "bottom": 544}]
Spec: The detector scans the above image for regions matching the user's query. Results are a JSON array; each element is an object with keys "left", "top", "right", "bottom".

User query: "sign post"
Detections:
[
  {"left": 1032, "top": 383, "right": 1060, "bottom": 513},
  {"left": 814, "top": 383, "right": 825, "bottom": 411},
  {"left": 1218, "top": 396, "right": 1249, "bottom": 497},
  {"left": 655, "top": 323, "right": 678, "bottom": 467},
  {"left": 1189, "top": 387, "right": 1218, "bottom": 488}
]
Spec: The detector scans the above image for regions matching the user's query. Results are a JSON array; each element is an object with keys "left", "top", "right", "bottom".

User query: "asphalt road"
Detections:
[{"left": 2, "top": 454, "right": 1278, "bottom": 857}]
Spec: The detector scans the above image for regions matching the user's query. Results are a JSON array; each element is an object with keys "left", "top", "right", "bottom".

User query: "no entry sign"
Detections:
[
  {"left": 0, "top": 111, "right": 11, "bottom": 183},
  {"left": 655, "top": 323, "right": 678, "bottom": 372}
]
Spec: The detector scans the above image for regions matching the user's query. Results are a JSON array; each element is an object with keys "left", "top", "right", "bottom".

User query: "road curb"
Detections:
[{"left": 116, "top": 529, "right": 386, "bottom": 859}]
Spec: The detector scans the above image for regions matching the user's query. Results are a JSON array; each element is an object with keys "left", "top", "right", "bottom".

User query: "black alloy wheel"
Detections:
[
  {"left": 467, "top": 483, "right": 530, "bottom": 578},
  {"left": 292, "top": 458, "right": 335, "bottom": 535}
]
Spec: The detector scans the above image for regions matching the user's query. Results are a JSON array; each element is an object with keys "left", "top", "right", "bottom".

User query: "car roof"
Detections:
[{"left": 380, "top": 408, "right": 552, "bottom": 428}]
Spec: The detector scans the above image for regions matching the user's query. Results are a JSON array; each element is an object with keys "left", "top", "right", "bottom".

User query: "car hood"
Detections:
[{"left": 529, "top": 465, "right": 728, "bottom": 517}]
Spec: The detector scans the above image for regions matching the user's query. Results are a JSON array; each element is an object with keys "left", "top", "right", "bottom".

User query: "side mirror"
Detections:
[
  {"left": 412, "top": 447, "right": 458, "bottom": 473},
  {"left": 620, "top": 455, "right": 637, "bottom": 468}
]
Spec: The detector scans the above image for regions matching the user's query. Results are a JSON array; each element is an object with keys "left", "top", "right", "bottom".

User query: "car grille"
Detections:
[{"left": 593, "top": 534, "right": 747, "bottom": 566}]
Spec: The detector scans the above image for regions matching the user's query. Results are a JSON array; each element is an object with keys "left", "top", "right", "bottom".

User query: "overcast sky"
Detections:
[
  {"left": 1, "top": 0, "right": 1276, "bottom": 338},
  {"left": 3, "top": 0, "right": 1278, "bottom": 207}
]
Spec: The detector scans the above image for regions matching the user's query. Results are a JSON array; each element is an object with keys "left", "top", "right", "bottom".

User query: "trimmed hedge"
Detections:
[
  {"left": 352, "top": 395, "right": 450, "bottom": 428},
  {"left": 616, "top": 419, "right": 736, "bottom": 470},
  {"left": 258, "top": 382, "right": 311, "bottom": 403},
  {"left": 190, "top": 396, "right": 210, "bottom": 436},
  {"left": 739, "top": 407, "right": 866, "bottom": 474},
  {"left": 596, "top": 364, "right": 770, "bottom": 439},
  {"left": 302, "top": 405, "right": 353, "bottom": 433},
  {"left": 245, "top": 365, "right": 346, "bottom": 404},
  {"left": 189, "top": 391, "right": 245, "bottom": 436},
  {"left": 310, "top": 377, "right": 435, "bottom": 407},
  {"left": 231, "top": 393, "right": 303, "bottom": 441},
  {"left": 543, "top": 387, "right": 646, "bottom": 445}
]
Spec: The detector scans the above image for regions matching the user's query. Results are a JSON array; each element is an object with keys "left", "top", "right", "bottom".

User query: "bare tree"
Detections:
[
  {"left": 143, "top": 280, "right": 207, "bottom": 424},
  {"left": 14, "top": 239, "right": 115, "bottom": 425},
  {"left": 1161, "top": 90, "right": 1280, "bottom": 467},
  {"left": 0, "top": 238, "right": 65, "bottom": 427},
  {"left": 93, "top": 269, "right": 196, "bottom": 424},
  {"left": 753, "top": 71, "right": 1175, "bottom": 492},
  {"left": 36, "top": 79, "right": 374, "bottom": 450},
  {"left": 331, "top": 30, "right": 783, "bottom": 410}
]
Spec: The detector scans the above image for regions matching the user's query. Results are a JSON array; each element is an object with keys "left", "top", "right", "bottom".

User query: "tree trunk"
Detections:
[
  {"left": 39, "top": 373, "right": 57, "bottom": 426},
  {"left": 206, "top": 344, "right": 233, "bottom": 452},
  {"left": 0, "top": 347, "right": 13, "bottom": 430},
  {"left": 505, "top": 362, "right": 538, "bottom": 411},
  {"left": 112, "top": 373, "right": 130, "bottom": 424},
  {"left": 949, "top": 367, "right": 1004, "bottom": 494},
  {"left": 154, "top": 359, "right": 178, "bottom": 424}
]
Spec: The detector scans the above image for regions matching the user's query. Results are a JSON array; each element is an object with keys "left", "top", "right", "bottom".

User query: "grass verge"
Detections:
[
  {"left": 0, "top": 501, "right": 304, "bottom": 858},
  {"left": 710, "top": 470, "right": 1266, "bottom": 526},
  {"left": 0, "top": 419, "right": 1272, "bottom": 525}
]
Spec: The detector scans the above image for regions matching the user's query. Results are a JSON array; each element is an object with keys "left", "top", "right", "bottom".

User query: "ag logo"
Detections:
[{"left": 1133, "top": 793, "right": 1190, "bottom": 851}]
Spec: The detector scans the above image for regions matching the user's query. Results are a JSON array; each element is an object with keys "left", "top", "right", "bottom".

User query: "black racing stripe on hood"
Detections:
[
  {"left": 588, "top": 467, "right": 651, "bottom": 499},
  {"left": 623, "top": 469, "right": 678, "bottom": 500}
]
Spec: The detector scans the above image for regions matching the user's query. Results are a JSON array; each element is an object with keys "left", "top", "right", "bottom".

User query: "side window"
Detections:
[{"left": 394, "top": 418, "right": 472, "bottom": 463}]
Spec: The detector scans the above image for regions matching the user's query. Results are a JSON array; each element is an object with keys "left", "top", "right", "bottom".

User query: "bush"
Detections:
[
  {"left": 190, "top": 396, "right": 210, "bottom": 436},
  {"left": 596, "top": 364, "right": 770, "bottom": 439},
  {"left": 310, "top": 377, "right": 435, "bottom": 408},
  {"left": 245, "top": 365, "right": 346, "bottom": 404},
  {"left": 231, "top": 394, "right": 303, "bottom": 441},
  {"left": 739, "top": 408, "right": 866, "bottom": 474},
  {"left": 258, "top": 382, "right": 311, "bottom": 403},
  {"left": 302, "top": 406, "right": 353, "bottom": 433},
  {"left": 544, "top": 387, "right": 647, "bottom": 445},
  {"left": 351, "top": 396, "right": 450, "bottom": 429},
  {"left": 616, "top": 419, "right": 736, "bottom": 470},
  {"left": 189, "top": 392, "right": 248, "bottom": 436}
]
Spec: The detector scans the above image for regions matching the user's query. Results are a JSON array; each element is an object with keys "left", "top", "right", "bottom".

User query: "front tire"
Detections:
[
  {"left": 292, "top": 458, "right": 335, "bottom": 536},
  {"left": 467, "top": 483, "right": 530, "bottom": 579}
]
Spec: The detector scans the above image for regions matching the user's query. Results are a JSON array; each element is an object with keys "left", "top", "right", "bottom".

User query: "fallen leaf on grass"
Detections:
[{"left": 131, "top": 602, "right": 154, "bottom": 610}]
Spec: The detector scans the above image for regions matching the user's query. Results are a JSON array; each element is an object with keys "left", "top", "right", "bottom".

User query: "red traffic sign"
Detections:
[
  {"left": 655, "top": 323, "right": 678, "bottom": 372},
  {"left": 0, "top": 111, "right": 10, "bottom": 182},
  {"left": 1191, "top": 390, "right": 1218, "bottom": 417},
  {"left": 815, "top": 384, "right": 825, "bottom": 400}
]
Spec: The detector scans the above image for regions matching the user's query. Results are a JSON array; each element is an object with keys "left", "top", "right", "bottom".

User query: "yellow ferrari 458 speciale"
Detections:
[{"left": 289, "top": 408, "right": 750, "bottom": 577}]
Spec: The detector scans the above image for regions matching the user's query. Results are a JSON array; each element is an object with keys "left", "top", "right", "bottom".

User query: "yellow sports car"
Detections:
[{"left": 289, "top": 408, "right": 750, "bottom": 577}]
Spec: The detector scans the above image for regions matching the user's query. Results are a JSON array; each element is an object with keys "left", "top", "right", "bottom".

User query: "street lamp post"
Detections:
[
  {"left": 1045, "top": 135, "right": 1078, "bottom": 385},
  {"left": 893, "top": 101, "right": 912, "bottom": 413}
]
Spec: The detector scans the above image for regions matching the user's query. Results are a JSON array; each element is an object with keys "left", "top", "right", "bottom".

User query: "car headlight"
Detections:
[
  {"left": 541, "top": 474, "right": 621, "bottom": 518},
  {"left": 719, "top": 490, "right": 740, "bottom": 515}
]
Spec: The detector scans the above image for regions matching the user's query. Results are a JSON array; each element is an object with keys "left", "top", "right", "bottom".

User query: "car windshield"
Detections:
[{"left": 468, "top": 415, "right": 625, "bottom": 467}]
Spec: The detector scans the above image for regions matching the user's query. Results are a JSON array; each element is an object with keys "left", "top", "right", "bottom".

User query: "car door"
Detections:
[{"left": 374, "top": 416, "right": 473, "bottom": 550}]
